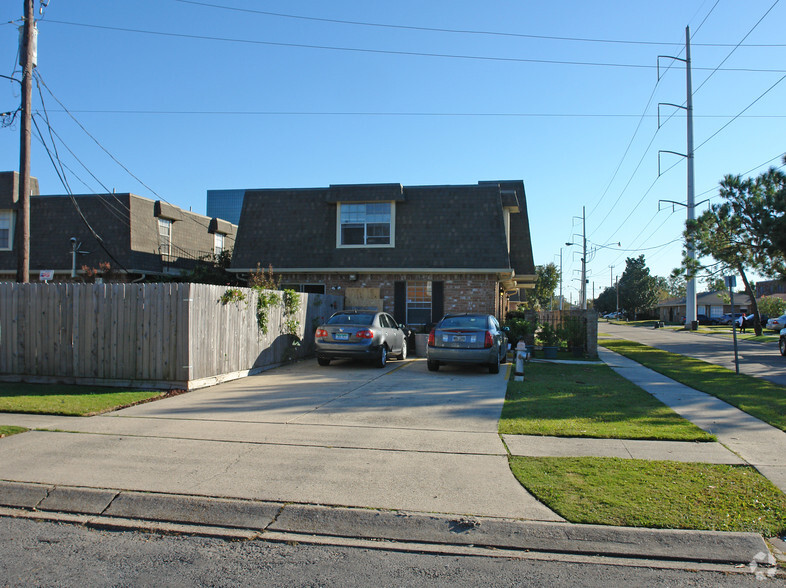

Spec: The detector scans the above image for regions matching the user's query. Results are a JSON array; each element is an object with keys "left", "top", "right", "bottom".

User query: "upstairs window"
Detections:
[
  {"left": 338, "top": 202, "right": 393, "bottom": 247},
  {"left": 158, "top": 218, "right": 172, "bottom": 257},
  {"left": 214, "top": 232, "right": 225, "bottom": 255},
  {"left": 0, "top": 211, "right": 13, "bottom": 251}
]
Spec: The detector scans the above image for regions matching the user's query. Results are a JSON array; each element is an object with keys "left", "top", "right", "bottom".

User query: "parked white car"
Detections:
[{"left": 766, "top": 314, "right": 786, "bottom": 332}]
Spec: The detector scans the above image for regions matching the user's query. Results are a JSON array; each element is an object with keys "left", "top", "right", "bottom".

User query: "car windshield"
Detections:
[
  {"left": 439, "top": 316, "right": 488, "bottom": 329},
  {"left": 327, "top": 313, "right": 374, "bottom": 326}
]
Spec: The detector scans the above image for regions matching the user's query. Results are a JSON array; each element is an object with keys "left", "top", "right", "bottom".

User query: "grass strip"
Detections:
[
  {"left": 0, "top": 383, "right": 165, "bottom": 416},
  {"left": 600, "top": 339, "right": 786, "bottom": 432},
  {"left": 499, "top": 362, "right": 714, "bottom": 441},
  {"left": 0, "top": 425, "right": 28, "bottom": 438},
  {"left": 509, "top": 456, "right": 786, "bottom": 536}
]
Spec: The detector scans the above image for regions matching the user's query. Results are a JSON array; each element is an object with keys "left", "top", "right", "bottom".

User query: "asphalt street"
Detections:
[
  {"left": 0, "top": 517, "right": 767, "bottom": 588},
  {"left": 599, "top": 321, "right": 786, "bottom": 386}
]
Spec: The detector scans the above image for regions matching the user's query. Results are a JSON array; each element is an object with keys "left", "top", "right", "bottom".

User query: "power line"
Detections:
[
  {"left": 30, "top": 114, "right": 131, "bottom": 273},
  {"left": 33, "top": 71, "right": 215, "bottom": 233},
  {"left": 693, "top": 0, "right": 782, "bottom": 96},
  {"left": 696, "top": 74, "right": 786, "bottom": 152},
  {"left": 42, "top": 20, "right": 786, "bottom": 73},
  {"left": 173, "top": 0, "right": 786, "bottom": 48},
  {"left": 35, "top": 72, "right": 165, "bottom": 200},
  {"left": 696, "top": 151, "right": 786, "bottom": 199},
  {"left": 30, "top": 108, "right": 786, "bottom": 118},
  {"left": 690, "top": 0, "right": 722, "bottom": 37}
]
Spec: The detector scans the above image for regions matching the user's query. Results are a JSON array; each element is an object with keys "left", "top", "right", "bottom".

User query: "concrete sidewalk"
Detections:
[
  {"left": 599, "top": 346, "right": 786, "bottom": 492},
  {"left": 503, "top": 348, "right": 786, "bottom": 493}
]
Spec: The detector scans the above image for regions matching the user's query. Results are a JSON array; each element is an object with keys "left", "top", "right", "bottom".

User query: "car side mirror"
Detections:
[{"left": 503, "top": 326, "right": 510, "bottom": 332}]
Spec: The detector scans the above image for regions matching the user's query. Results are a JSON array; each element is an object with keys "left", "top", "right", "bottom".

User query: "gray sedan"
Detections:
[
  {"left": 315, "top": 310, "right": 408, "bottom": 368},
  {"left": 426, "top": 313, "right": 508, "bottom": 374}
]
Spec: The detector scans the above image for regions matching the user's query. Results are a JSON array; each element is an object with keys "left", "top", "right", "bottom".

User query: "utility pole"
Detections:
[
  {"left": 581, "top": 206, "right": 587, "bottom": 310},
  {"left": 615, "top": 275, "right": 619, "bottom": 313},
  {"left": 559, "top": 248, "right": 563, "bottom": 310},
  {"left": 16, "top": 0, "right": 35, "bottom": 283},
  {"left": 657, "top": 26, "right": 697, "bottom": 328},
  {"left": 684, "top": 25, "right": 697, "bottom": 330},
  {"left": 565, "top": 206, "right": 587, "bottom": 310}
]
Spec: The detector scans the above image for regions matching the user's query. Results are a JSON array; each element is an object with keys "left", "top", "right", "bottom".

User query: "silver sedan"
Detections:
[
  {"left": 315, "top": 310, "right": 408, "bottom": 368},
  {"left": 426, "top": 313, "right": 508, "bottom": 374}
]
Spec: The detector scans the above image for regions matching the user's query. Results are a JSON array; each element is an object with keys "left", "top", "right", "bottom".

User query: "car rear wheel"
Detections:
[
  {"left": 317, "top": 357, "right": 331, "bottom": 366},
  {"left": 397, "top": 339, "right": 408, "bottom": 360},
  {"left": 427, "top": 360, "right": 439, "bottom": 372},
  {"left": 376, "top": 346, "right": 388, "bottom": 368},
  {"left": 780, "top": 337, "right": 786, "bottom": 357},
  {"left": 488, "top": 354, "right": 500, "bottom": 374}
]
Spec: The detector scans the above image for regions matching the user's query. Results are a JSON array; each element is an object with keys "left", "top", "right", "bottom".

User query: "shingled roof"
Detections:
[
  {"left": 0, "top": 183, "right": 237, "bottom": 276},
  {"left": 231, "top": 181, "right": 535, "bottom": 278}
]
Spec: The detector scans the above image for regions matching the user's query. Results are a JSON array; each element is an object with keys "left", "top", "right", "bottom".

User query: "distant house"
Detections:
[
  {"left": 657, "top": 291, "right": 751, "bottom": 323},
  {"left": 756, "top": 279, "right": 786, "bottom": 299},
  {"left": 230, "top": 180, "right": 536, "bottom": 327},
  {"left": 0, "top": 171, "right": 237, "bottom": 282}
]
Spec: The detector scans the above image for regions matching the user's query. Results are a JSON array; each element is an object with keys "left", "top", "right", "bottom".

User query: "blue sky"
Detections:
[{"left": 1, "top": 0, "right": 784, "bottom": 301}]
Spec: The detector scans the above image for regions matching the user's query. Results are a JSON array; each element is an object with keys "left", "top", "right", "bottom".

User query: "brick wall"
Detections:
[{"left": 272, "top": 272, "right": 501, "bottom": 319}]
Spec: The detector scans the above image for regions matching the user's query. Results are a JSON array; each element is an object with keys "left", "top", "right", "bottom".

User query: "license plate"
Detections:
[
  {"left": 452, "top": 336, "right": 466, "bottom": 342},
  {"left": 334, "top": 333, "right": 349, "bottom": 340}
]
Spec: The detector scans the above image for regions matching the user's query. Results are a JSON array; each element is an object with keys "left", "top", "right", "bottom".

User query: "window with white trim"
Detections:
[
  {"left": 0, "top": 210, "right": 13, "bottom": 251},
  {"left": 158, "top": 218, "right": 172, "bottom": 257},
  {"left": 338, "top": 202, "right": 393, "bottom": 247},
  {"left": 407, "top": 281, "right": 432, "bottom": 326},
  {"left": 214, "top": 232, "right": 225, "bottom": 255}
]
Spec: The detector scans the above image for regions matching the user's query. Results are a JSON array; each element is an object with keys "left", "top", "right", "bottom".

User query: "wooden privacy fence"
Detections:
[
  {"left": 0, "top": 282, "right": 343, "bottom": 389},
  {"left": 534, "top": 309, "right": 599, "bottom": 358}
]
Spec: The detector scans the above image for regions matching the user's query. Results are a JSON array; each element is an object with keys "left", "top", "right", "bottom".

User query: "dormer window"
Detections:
[
  {"left": 158, "top": 218, "right": 172, "bottom": 257},
  {"left": 337, "top": 202, "right": 394, "bottom": 247},
  {"left": 0, "top": 210, "right": 14, "bottom": 250}
]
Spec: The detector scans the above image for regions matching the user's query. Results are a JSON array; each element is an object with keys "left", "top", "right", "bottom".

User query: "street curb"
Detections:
[{"left": 0, "top": 480, "right": 770, "bottom": 565}]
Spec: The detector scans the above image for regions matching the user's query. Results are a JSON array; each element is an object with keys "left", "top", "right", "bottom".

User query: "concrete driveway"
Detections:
[
  {"left": 600, "top": 322, "right": 786, "bottom": 386},
  {"left": 0, "top": 359, "right": 561, "bottom": 521}
]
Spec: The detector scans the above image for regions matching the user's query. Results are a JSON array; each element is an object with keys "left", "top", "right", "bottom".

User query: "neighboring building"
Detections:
[
  {"left": 1, "top": 171, "right": 237, "bottom": 282},
  {"left": 657, "top": 291, "right": 751, "bottom": 323},
  {"left": 206, "top": 189, "right": 245, "bottom": 225},
  {"left": 230, "top": 180, "right": 536, "bottom": 327},
  {"left": 756, "top": 279, "right": 786, "bottom": 298}
]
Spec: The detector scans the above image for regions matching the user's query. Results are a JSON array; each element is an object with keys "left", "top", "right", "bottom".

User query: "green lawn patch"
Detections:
[
  {"left": 600, "top": 339, "right": 786, "bottom": 432},
  {"left": 529, "top": 349, "right": 601, "bottom": 362},
  {"left": 499, "top": 362, "right": 714, "bottom": 441},
  {"left": 0, "top": 383, "right": 165, "bottom": 416},
  {"left": 509, "top": 456, "right": 786, "bottom": 536},
  {"left": 0, "top": 425, "right": 28, "bottom": 438}
]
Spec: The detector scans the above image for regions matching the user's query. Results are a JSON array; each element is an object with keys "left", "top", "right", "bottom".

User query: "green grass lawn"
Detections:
[
  {"left": 509, "top": 456, "right": 786, "bottom": 536},
  {"left": 0, "top": 383, "right": 165, "bottom": 416},
  {"left": 527, "top": 349, "right": 602, "bottom": 362},
  {"left": 499, "top": 362, "right": 714, "bottom": 441},
  {"left": 600, "top": 339, "right": 786, "bottom": 432},
  {"left": 0, "top": 425, "right": 28, "bottom": 438}
]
